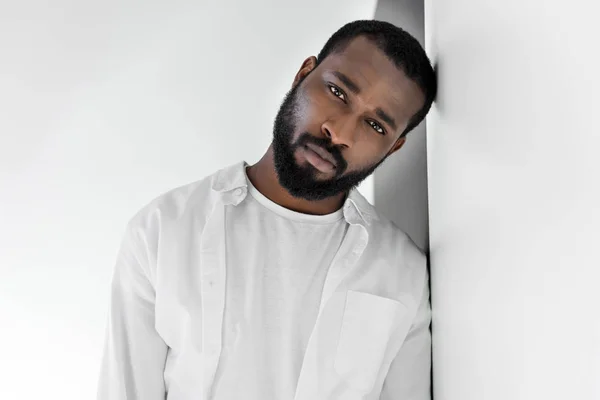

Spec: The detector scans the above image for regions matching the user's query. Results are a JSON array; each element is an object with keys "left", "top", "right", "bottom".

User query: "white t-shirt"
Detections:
[{"left": 211, "top": 168, "right": 349, "bottom": 399}]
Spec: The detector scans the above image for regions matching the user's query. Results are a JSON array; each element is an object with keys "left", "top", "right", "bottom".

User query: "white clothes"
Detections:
[
  {"left": 212, "top": 168, "right": 349, "bottom": 399},
  {"left": 97, "top": 161, "right": 431, "bottom": 400}
]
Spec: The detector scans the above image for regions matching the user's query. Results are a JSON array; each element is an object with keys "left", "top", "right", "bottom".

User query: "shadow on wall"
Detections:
[{"left": 372, "top": 0, "right": 430, "bottom": 253}]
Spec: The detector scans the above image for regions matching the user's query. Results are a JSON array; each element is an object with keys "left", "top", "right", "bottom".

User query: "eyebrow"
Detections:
[{"left": 331, "top": 71, "right": 398, "bottom": 132}]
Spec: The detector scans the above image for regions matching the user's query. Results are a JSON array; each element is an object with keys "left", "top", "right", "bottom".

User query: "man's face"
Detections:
[{"left": 272, "top": 36, "right": 425, "bottom": 201}]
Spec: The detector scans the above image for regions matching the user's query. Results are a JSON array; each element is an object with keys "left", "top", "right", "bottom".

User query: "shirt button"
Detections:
[{"left": 234, "top": 188, "right": 243, "bottom": 196}]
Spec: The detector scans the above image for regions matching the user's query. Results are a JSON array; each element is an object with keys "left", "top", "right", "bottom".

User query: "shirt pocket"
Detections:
[{"left": 333, "top": 290, "right": 406, "bottom": 394}]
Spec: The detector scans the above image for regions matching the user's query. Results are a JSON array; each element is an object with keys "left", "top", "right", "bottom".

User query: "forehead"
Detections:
[{"left": 318, "top": 36, "right": 424, "bottom": 122}]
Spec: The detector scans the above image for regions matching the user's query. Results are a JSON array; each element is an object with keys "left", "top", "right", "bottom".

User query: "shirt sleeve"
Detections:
[
  {"left": 380, "top": 269, "right": 432, "bottom": 400},
  {"left": 97, "top": 220, "right": 168, "bottom": 400}
]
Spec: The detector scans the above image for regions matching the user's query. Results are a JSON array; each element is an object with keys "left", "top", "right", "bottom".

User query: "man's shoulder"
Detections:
[
  {"left": 373, "top": 215, "right": 426, "bottom": 270},
  {"left": 355, "top": 202, "right": 427, "bottom": 296},
  {"left": 126, "top": 162, "right": 241, "bottom": 231},
  {"left": 351, "top": 192, "right": 425, "bottom": 266}
]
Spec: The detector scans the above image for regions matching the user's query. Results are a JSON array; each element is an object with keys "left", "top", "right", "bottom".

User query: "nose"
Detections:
[{"left": 321, "top": 117, "right": 357, "bottom": 148}]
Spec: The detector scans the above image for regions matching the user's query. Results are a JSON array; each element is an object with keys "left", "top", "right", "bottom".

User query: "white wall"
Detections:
[
  {"left": 426, "top": 1, "right": 600, "bottom": 399},
  {"left": 0, "top": 1, "right": 377, "bottom": 398}
]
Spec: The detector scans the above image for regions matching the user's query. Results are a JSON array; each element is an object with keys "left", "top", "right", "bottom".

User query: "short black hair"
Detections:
[{"left": 316, "top": 20, "right": 437, "bottom": 138}]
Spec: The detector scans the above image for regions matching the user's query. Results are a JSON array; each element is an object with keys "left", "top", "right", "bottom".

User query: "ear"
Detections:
[
  {"left": 387, "top": 135, "right": 407, "bottom": 156},
  {"left": 293, "top": 56, "right": 318, "bottom": 88}
]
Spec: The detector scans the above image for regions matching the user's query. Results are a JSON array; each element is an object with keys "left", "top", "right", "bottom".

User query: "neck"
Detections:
[{"left": 246, "top": 145, "right": 346, "bottom": 216}]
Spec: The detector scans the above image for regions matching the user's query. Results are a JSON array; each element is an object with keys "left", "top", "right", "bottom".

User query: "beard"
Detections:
[{"left": 271, "top": 77, "right": 389, "bottom": 201}]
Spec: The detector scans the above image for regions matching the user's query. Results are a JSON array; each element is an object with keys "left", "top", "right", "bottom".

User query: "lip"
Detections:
[
  {"left": 302, "top": 144, "right": 336, "bottom": 173},
  {"left": 305, "top": 143, "right": 337, "bottom": 167}
]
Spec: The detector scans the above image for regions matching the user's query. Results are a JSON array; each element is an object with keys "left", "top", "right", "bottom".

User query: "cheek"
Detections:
[
  {"left": 296, "top": 85, "right": 332, "bottom": 123},
  {"left": 344, "top": 143, "right": 389, "bottom": 169}
]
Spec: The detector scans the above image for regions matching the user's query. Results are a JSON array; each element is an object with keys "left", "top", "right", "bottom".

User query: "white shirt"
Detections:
[
  {"left": 97, "top": 161, "right": 431, "bottom": 400},
  {"left": 212, "top": 168, "right": 348, "bottom": 399}
]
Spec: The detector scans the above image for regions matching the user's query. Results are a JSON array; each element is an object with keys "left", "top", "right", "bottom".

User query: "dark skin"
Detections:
[{"left": 246, "top": 36, "right": 425, "bottom": 216}]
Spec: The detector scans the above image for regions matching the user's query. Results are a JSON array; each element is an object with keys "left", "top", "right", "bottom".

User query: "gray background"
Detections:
[{"left": 373, "top": 0, "right": 429, "bottom": 252}]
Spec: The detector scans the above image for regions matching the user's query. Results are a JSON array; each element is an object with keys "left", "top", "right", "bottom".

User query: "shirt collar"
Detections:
[{"left": 211, "top": 160, "right": 377, "bottom": 227}]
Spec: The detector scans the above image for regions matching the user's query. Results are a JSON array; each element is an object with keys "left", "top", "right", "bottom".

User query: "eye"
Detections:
[
  {"left": 328, "top": 84, "right": 346, "bottom": 102},
  {"left": 368, "top": 120, "right": 386, "bottom": 135}
]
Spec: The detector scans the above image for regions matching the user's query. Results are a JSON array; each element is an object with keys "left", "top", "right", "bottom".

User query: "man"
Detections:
[{"left": 98, "top": 19, "right": 436, "bottom": 400}]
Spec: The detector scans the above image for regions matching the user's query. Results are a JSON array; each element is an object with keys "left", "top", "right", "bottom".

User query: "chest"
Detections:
[{"left": 153, "top": 205, "right": 415, "bottom": 399}]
